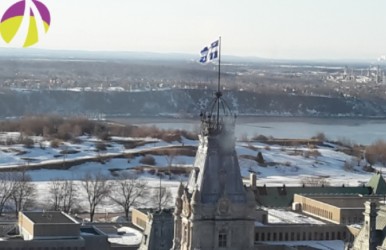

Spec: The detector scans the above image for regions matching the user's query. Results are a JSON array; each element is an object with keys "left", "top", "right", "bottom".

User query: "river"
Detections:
[{"left": 110, "top": 116, "right": 386, "bottom": 145}]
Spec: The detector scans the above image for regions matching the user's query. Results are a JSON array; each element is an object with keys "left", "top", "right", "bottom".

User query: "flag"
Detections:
[{"left": 199, "top": 39, "right": 219, "bottom": 63}]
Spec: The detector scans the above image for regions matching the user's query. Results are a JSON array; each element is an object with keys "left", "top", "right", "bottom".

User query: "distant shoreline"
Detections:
[{"left": 108, "top": 115, "right": 386, "bottom": 126}]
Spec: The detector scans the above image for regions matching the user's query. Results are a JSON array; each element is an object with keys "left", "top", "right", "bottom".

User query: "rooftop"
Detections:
[
  {"left": 255, "top": 185, "right": 372, "bottom": 207},
  {"left": 367, "top": 172, "right": 386, "bottom": 194},
  {"left": 22, "top": 211, "right": 77, "bottom": 224},
  {"left": 299, "top": 195, "right": 384, "bottom": 208},
  {"left": 266, "top": 209, "right": 325, "bottom": 225}
]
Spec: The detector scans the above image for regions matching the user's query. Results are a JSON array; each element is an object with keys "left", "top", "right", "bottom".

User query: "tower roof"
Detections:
[
  {"left": 367, "top": 172, "right": 386, "bottom": 195},
  {"left": 188, "top": 91, "right": 246, "bottom": 204},
  {"left": 200, "top": 91, "right": 235, "bottom": 136}
]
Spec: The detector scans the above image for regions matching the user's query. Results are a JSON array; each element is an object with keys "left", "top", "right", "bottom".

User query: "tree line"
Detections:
[
  {"left": 0, "top": 115, "right": 197, "bottom": 144},
  {"left": 0, "top": 171, "right": 172, "bottom": 222}
]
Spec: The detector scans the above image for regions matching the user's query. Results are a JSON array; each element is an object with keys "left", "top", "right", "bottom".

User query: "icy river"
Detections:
[{"left": 111, "top": 116, "right": 386, "bottom": 145}]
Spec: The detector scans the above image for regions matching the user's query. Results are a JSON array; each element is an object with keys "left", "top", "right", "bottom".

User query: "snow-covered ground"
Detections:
[
  {"left": 107, "top": 226, "right": 142, "bottom": 246},
  {"left": 267, "top": 209, "right": 325, "bottom": 225},
  {"left": 0, "top": 133, "right": 383, "bottom": 216}
]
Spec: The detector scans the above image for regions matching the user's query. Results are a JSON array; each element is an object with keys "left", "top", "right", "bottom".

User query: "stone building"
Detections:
[
  {"left": 350, "top": 200, "right": 386, "bottom": 250},
  {"left": 293, "top": 194, "right": 384, "bottom": 225},
  {"left": 0, "top": 211, "right": 141, "bottom": 250},
  {"left": 172, "top": 92, "right": 260, "bottom": 250},
  {"left": 0, "top": 211, "right": 92, "bottom": 249},
  {"left": 135, "top": 208, "right": 174, "bottom": 250}
]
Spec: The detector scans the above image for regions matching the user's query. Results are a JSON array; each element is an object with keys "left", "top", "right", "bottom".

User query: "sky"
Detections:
[{"left": 0, "top": 0, "right": 386, "bottom": 60}]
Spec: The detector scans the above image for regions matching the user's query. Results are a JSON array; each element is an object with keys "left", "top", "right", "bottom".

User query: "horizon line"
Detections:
[{"left": 0, "top": 46, "right": 381, "bottom": 63}]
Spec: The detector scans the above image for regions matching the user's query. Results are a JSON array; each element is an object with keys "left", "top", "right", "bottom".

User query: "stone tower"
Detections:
[
  {"left": 172, "top": 92, "right": 257, "bottom": 250},
  {"left": 351, "top": 201, "right": 378, "bottom": 250}
]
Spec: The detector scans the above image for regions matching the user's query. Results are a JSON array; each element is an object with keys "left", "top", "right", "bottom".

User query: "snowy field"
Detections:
[{"left": 0, "top": 132, "right": 383, "bottom": 215}]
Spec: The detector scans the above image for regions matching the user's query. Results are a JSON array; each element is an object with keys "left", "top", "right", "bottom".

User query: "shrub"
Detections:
[
  {"left": 71, "top": 138, "right": 83, "bottom": 144},
  {"left": 21, "top": 138, "right": 34, "bottom": 148},
  {"left": 304, "top": 149, "right": 321, "bottom": 159},
  {"left": 309, "top": 149, "right": 321, "bottom": 158},
  {"left": 50, "top": 139, "right": 61, "bottom": 148},
  {"left": 147, "top": 169, "right": 156, "bottom": 175},
  {"left": 95, "top": 142, "right": 107, "bottom": 151},
  {"left": 312, "top": 132, "right": 326, "bottom": 141},
  {"left": 344, "top": 160, "right": 354, "bottom": 171},
  {"left": 180, "top": 130, "right": 198, "bottom": 141},
  {"left": 252, "top": 134, "right": 268, "bottom": 141},
  {"left": 140, "top": 155, "right": 156, "bottom": 165},
  {"left": 365, "top": 140, "right": 386, "bottom": 166},
  {"left": 257, "top": 152, "right": 265, "bottom": 164}
]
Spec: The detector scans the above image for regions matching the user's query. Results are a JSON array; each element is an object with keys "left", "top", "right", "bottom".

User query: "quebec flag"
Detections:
[{"left": 200, "top": 40, "right": 219, "bottom": 63}]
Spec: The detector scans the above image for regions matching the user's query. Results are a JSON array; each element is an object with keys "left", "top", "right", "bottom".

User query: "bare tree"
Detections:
[
  {"left": 0, "top": 173, "right": 17, "bottom": 216},
  {"left": 365, "top": 140, "right": 386, "bottom": 167},
  {"left": 81, "top": 172, "right": 111, "bottom": 222},
  {"left": 11, "top": 171, "right": 35, "bottom": 216},
  {"left": 165, "top": 151, "right": 176, "bottom": 178},
  {"left": 49, "top": 179, "right": 77, "bottom": 213},
  {"left": 110, "top": 172, "right": 149, "bottom": 220},
  {"left": 151, "top": 175, "right": 173, "bottom": 210}
]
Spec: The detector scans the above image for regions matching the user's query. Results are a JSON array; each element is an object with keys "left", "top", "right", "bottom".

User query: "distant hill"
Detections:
[{"left": 0, "top": 89, "right": 385, "bottom": 119}]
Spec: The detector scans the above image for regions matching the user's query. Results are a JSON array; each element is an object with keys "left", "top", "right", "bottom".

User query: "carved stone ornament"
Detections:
[
  {"left": 217, "top": 196, "right": 230, "bottom": 215},
  {"left": 175, "top": 198, "right": 182, "bottom": 213},
  {"left": 182, "top": 196, "right": 191, "bottom": 217}
]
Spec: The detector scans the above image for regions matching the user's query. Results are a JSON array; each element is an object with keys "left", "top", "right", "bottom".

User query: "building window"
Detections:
[
  {"left": 255, "top": 233, "right": 259, "bottom": 242},
  {"left": 219, "top": 230, "right": 227, "bottom": 247}
]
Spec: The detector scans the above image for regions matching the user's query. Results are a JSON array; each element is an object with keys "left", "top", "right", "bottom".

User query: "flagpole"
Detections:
[
  {"left": 218, "top": 36, "right": 221, "bottom": 93},
  {"left": 216, "top": 36, "right": 221, "bottom": 125}
]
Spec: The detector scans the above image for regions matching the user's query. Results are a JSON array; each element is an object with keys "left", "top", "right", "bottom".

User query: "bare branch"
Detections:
[
  {"left": 110, "top": 172, "right": 149, "bottom": 220},
  {"left": 81, "top": 172, "right": 111, "bottom": 222}
]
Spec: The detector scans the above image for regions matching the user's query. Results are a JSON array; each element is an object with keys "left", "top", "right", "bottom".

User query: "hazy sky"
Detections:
[{"left": 1, "top": 0, "right": 386, "bottom": 60}]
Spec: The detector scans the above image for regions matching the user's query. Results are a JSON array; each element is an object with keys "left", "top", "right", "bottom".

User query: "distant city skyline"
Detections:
[{"left": 0, "top": 0, "right": 385, "bottom": 60}]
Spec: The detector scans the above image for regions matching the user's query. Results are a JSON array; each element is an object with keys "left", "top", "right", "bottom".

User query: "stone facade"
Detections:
[
  {"left": 138, "top": 209, "right": 174, "bottom": 250},
  {"left": 351, "top": 201, "right": 378, "bottom": 250},
  {"left": 254, "top": 224, "right": 349, "bottom": 242},
  {"left": 293, "top": 194, "right": 382, "bottom": 225}
]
